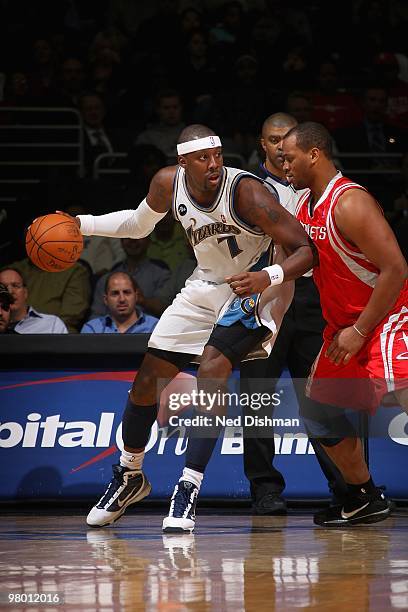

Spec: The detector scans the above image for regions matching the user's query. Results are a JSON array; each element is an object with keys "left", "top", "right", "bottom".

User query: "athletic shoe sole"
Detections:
[
  {"left": 314, "top": 501, "right": 392, "bottom": 527},
  {"left": 162, "top": 517, "right": 195, "bottom": 533}
]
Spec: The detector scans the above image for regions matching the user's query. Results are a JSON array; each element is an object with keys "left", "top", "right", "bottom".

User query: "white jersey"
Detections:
[
  {"left": 172, "top": 166, "right": 271, "bottom": 284},
  {"left": 257, "top": 166, "right": 304, "bottom": 215},
  {"left": 258, "top": 165, "right": 311, "bottom": 277}
]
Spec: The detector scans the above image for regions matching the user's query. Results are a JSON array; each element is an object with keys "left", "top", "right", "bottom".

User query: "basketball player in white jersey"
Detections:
[
  {"left": 73, "top": 124, "right": 316, "bottom": 531},
  {"left": 241, "top": 113, "right": 348, "bottom": 516}
]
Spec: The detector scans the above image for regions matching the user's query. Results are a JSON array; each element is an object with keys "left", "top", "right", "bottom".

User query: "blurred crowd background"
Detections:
[{"left": 0, "top": 0, "right": 407, "bottom": 333}]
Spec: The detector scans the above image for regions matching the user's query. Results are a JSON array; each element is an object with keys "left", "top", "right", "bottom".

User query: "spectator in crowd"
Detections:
[
  {"left": 81, "top": 271, "right": 158, "bottom": 334},
  {"left": 209, "top": 0, "right": 248, "bottom": 60},
  {"left": 143, "top": 242, "right": 197, "bottom": 317},
  {"left": 333, "top": 85, "right": 408, "bottom": 181},
  {"left": 214, "top": 54, "right": 268, "bottom": 159},
  {"left": 134, "top": 0, "right": 181, "bottom": 60},
  {"left": 106, "top": 0, "right": 156, "bottom": 39},
  {"left": 87, "top": 28, "right": 129, "bottom": 112},
  {"left": 122, "top": 143, "right": 168, "bottom": 206},
  {"left": 178, "top": 7, "right": 204, "bottom": 43},
  {"left": 280, "top": 45, "right": 312, "bottom": 92},
  {"left": 28, "top": 37, "right": 59, "bottom": 100},
  {"left": 6, "top": 259, "right": 91, "bottom": 333},
  {"left": 0, "top": 268, "right": 68, "bottom": 333},
  {"left": 389, "top": 152, "right": 408, "bottom": 260},
  {"left": 147, "top": 212, "right": 189, "bottom": 272},
  {"left": 309, "top": 59, "right": 361, "bottom": 132},
  {"left": 78, "top": 91, "right": 130, "bottom": 176},
  {"left": 175, "top": 29, "right": 219, "bottom": 116},
  {"left": 65, "top": 204, "right": 125, "bottom": 279},
  {"left": 247, "top": 13, "right": 284, "bottom": 76},
  {"left": 90, "top": 237, "right": 171, "bottom": 318},
  {"left": 285, "top": 91, "right": 312, "bottom": 123},
  {"left": 1, "top": 71, "right": 34, "bottom": 109},
  {"left": 373, "top": 51, "right": 408, "bottom": 130},
  {"left": 50, "top": 56, "right": 86, "bottom": 108},
  {"left": 0, "top": 282, "right": 14, "bottom": 333},
  {"left": 134, "top": 89, "right": 186, "bottom": 159},
  {"left": 0, "top": 71, "right": 37, "bottom": 126}
]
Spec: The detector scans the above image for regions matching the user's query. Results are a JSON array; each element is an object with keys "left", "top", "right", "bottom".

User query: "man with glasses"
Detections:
[{"left": 0, "top": 268, "right": 68, "bottom": 333}]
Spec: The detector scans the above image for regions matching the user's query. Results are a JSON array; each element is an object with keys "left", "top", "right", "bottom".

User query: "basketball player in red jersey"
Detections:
[{"left": 276, "top": 121, "right": 407, "bottom": 526}]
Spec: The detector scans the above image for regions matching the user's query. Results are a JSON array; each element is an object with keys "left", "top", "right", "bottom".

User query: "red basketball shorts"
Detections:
[{"left": 307, "top": 304, "right": 408, "bottom": 414}]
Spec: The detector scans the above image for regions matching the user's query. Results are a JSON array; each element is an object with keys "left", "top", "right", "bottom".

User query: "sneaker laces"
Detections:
[
  {"left": 98, "top": 465, "right": 136, "bottom": 507},
  {"left": 172, "top": 483, "right": 196, "bottom": 517}
]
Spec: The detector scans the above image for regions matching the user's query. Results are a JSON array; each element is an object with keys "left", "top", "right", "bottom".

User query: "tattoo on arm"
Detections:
[{"left": 250, "top": 199, "right": 280, "bottom": 225}]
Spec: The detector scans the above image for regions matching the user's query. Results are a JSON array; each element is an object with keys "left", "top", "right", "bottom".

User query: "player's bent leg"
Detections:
[
  {"left": 163, "top": 347, "right": 233, "bottom": 533},
  {"left": 87, "top": 350, "right": 188, "bottom": 528},
  {"left": 302, "top": 405, "right": 392, "bottom": 526}
]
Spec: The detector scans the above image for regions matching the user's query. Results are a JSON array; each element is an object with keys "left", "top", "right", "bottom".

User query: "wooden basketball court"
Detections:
[{"left": 1, "top": 507, "right": 408, "bottom": 610}]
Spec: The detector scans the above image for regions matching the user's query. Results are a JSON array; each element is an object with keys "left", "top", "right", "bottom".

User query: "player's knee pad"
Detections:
[{"left": 122, "top": 396, "right": 158, "bottom": 448}]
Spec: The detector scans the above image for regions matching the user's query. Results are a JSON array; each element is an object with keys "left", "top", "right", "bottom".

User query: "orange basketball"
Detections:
[{"left": 25, "top": 213, "right": 83, "bottom": 272}]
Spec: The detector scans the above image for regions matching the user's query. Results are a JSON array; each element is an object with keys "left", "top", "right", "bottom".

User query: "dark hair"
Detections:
[
  {"left": 104, "top": 271, "right": 139, "bottom": 293},
  {"left": 284, "top": 121, "right": 333, "bottom": 159},
  {"left": 178, "top": 124, "right": 216, "bottom": 144},
  {"left": 0, "top": 283, "right": 14, "bottom": 310}
]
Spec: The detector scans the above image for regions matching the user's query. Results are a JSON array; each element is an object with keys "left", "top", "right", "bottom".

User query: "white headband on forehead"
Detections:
[{"left": 177, "top": 135, "right": 222, "bottom": 155}]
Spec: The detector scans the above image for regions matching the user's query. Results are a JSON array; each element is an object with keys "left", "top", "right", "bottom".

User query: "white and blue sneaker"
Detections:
[
  {"left": 162, "top": 480, "right": 199, "bottom": 533},
  {"left": 87, "top": 464, "right": 151, "bottom": 527}
]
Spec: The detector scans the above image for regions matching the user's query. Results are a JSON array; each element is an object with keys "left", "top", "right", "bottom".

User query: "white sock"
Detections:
[
  {"left": 120, "top": 449, "right": 144, "bottom": 470},
  {"left": 180, "top": 467, "right": 203, "bottom": 489}
]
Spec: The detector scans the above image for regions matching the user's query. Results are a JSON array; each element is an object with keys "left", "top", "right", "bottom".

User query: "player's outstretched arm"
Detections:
[
  {"left": 72, "top": 166, "right": 177, "bottom": 239},
  {"left": 227, "top": 178, "right": 317, "bottom": 296}
]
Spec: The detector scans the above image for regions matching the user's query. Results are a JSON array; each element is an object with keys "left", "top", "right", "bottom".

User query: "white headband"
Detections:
[{"left": 177, "top": 135, "right": 222, "bottom": 155}]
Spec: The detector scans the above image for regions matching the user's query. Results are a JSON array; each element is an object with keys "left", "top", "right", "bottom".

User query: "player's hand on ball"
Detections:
[
  {"left": 55, "top": 210, "right": 81, "bottom": 228},
  {"left": 26, "top": 212, "right": 83, "bottom": 272},
  {"left": 226, "top": 270, "right": 271, "bottom": 297}
]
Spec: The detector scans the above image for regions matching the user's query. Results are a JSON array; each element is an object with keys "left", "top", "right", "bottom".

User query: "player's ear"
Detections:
[
  {"left": 260, "top": 137, "right": 267, "bottom": 153},
  {"left": 178, "top": 155, "right": 187, "bottom": 168},
  {"left": 310, "top": 147, "right": 320, "bottom": 164}
]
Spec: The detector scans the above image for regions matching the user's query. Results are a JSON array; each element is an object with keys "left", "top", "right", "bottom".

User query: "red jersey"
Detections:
[{"left": 295, "top": 173, "right": 407, "bottom": 332}]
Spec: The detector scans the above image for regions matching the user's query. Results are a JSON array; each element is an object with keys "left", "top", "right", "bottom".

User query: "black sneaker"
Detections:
[
  {"left": 314, "top": 487, "right": 392, "bottom": 527},
  {"left": 253, "top": 493, "right": 287, "bottom": 516},
  {"left": 162, "top": 480, "right": 199, "bottom": 533},
  {"left": 86, "top": 464, "right": 151, "bottom": 527}
]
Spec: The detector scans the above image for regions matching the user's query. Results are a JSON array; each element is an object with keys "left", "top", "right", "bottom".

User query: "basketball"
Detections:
[{"left": 25, "top": 213, "right": 83, "bottom": 272}]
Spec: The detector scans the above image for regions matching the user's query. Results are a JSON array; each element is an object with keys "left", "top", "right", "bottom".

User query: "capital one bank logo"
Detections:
[
  {"left": 0, "top": 412, "right": 319, "bottom": 457},
  {"left": 1, "top": 412, "right": 408, "bottom": 463}
]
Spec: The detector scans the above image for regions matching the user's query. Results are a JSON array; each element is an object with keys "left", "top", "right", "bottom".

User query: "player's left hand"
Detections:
[
  {"left": 226, "top": 270, "right": 270, "bottom": 297},
  {"left": 325, "top": 326, "right": 366, "bottom": 365}
]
